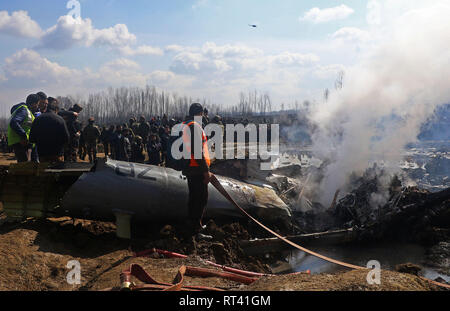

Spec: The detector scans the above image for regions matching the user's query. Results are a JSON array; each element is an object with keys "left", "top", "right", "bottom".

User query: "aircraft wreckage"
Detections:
[
  {"left": 0, "top": 158, "right": 448, "bottom": 246},
  {"left": 0, "top": 159, "right": 291, "bottom": 238}
]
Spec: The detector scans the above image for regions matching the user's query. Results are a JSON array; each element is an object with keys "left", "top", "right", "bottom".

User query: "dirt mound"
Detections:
[
  {"left": 244, "top": 269, "right": 442, "bottom": 291},
  {"left": 0, "top": 217, "right": 276, "bottom": 290},
  {"left": 0, "top": 217, "right": 129, "bottom": 291},
  {"left": 395, "top": 263, "right": 422, "bottom": 276}
]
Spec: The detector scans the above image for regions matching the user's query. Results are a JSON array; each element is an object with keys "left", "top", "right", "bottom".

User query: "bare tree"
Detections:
[{"left": 27, "top": 85, "right": 313, "bottom": 128}]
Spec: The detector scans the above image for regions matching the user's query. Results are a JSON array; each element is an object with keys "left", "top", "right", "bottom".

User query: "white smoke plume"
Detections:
[{"left": 310, "top": 1, "right": 450, "bottom": 205}]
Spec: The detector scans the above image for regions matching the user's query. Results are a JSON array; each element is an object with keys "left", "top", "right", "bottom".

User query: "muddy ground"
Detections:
[{"left": 0, "top": 214, "right": 446, "bottom": 291}]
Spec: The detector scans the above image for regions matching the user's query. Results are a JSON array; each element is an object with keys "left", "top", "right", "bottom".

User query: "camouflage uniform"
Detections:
[
  {"left": 137, "top": 119, "right": 151, "bottom": 147},
  {"left": 59, "top": 106, "right": 83, "bottom": 162},
  {"left": 129, "top": 118, "right": 140, "bottom": 139},
  {"left": 64, "top": 119, "right": 82, "bottom": 162},
  {"left": 130, "top": 136, "right": 145, "bottom": 163},
  {"left": 78, "top": 128, "right": 87, "bottom": 161}
]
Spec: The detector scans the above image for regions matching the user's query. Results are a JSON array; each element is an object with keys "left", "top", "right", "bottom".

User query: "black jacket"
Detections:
[
  {"left": 29, "top": 111, "right": 70, "bottom": 157},
  {"left": 147, "top": 141, "right": 162, "bottom": 165},
  {"left": 113, "top": 134, "right": 130, "bottom": 161},
  {"left": 58, "top": 109, "right": 81, "bottom": 138}
]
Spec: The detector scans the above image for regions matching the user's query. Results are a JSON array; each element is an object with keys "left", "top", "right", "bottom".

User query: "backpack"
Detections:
[{"left": 166, "top": 124, "right": 187, "bottom": 171}]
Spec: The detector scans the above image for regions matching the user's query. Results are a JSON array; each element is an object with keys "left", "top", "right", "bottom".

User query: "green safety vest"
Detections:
[{"left": 7, "top": 105, "right": 35, "bottom": 146}]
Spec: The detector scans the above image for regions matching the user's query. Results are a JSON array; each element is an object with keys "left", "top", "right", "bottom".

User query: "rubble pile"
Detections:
[
  {"left": 262, "top": 160, "right": 450, "bottom": 248},
  {"left": 134, "top": 219, "right": 289, "bottom": 274},
  {"left": 330, "top": 170, "right": 450, "bottom": 243},
  {"left": 333, "top": 169, "right": 401, "bottom": 229}
]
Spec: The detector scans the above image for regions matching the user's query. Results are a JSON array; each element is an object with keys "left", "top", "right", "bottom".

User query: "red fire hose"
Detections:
[
  {"left": 119, "top": 263, "right": 261, "bottom": 291},
  {"left": 133, "top": 248, "right": 311, "bottom": 278}
]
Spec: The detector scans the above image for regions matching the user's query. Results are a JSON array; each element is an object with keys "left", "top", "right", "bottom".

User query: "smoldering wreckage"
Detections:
[{"left": 0, "top": 150, "right": 449, "bottom": 291}]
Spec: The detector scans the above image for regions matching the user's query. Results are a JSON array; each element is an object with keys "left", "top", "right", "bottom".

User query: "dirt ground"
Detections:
[
  {"left": 0, "top": 153, "right": 16, "bottom": 166},
  {"left": 0, "top": 215, "right": 445, "bottom": 291}
]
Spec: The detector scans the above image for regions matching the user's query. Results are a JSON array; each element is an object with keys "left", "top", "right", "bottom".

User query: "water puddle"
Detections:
[{"left": 283, "top": 242, "right": 450, "bottom": 282}]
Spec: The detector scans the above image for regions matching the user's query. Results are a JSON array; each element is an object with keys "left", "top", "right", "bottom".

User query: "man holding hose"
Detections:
[{"left": 182, "top": 103, "right": 213, "bottom": 236}]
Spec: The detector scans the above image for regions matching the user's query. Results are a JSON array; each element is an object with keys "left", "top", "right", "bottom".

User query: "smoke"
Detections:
[{"left": 310, "top": 2, "right": 450, "bottom": 205}]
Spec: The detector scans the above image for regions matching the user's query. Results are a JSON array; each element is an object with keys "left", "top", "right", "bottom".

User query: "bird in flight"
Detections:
[{"left": 248, "top": 24, "right": 257, "bottom": 28}]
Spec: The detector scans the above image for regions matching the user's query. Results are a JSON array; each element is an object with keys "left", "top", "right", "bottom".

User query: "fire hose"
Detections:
[
  {"left": 210, "top": 174, "right": 450, "bottom": 290},
  {"left": 134, "top": 248, "right": 310, "bottom": 278},
  {"left": 120, "top": 264, "right": 226, "bottom": 291},
  {"left": 119, "top": 263, "right": 261, "bottom": 291}
]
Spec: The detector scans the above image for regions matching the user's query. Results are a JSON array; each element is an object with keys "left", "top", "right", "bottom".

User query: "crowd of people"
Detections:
[
  {"left": 4, "top": 93, "right": 281, "bottom": 237},
  {"left": 5, "top": 93, "right": 221, "bottom": 237},
  {"left": 3, "top": 92, "right": 225, "bottom": 168}
]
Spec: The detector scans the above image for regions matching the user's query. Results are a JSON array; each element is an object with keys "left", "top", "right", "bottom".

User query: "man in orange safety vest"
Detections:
[{"left": 181, "top": 103, "right": 213, "bottom": 236}]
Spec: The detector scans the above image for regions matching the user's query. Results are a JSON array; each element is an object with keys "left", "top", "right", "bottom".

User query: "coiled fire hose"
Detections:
[
  {"left": 120, "top": 263, "right": 256, "bottom": 291},
  {"left": 134, "top": 248, "right": 310, "bottom": 278},
  {"left": 210, "top": 174, "right": 450, "bottom": 289}
]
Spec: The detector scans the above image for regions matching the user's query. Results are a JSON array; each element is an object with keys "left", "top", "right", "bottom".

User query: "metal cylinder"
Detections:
[{"left": 60, "top": 159, "right": 291, "bottom": 223}]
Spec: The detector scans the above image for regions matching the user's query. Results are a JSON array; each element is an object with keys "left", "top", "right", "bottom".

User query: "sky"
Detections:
[{"left": 0, "top": 0, "right": 439, "bottom": 116}]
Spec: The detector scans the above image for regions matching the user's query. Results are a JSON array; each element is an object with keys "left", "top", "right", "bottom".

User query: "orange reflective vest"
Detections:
[{"left": 182, "top": 121, "right": 211, "bottom": 168}]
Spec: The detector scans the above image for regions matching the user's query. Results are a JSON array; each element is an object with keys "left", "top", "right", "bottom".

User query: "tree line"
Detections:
[
  {"left": 56, "top": 86, "right": 278, "bottom": 125},
  {"left": 0, "top": 85, "right": 317, "bottom": 130}
]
